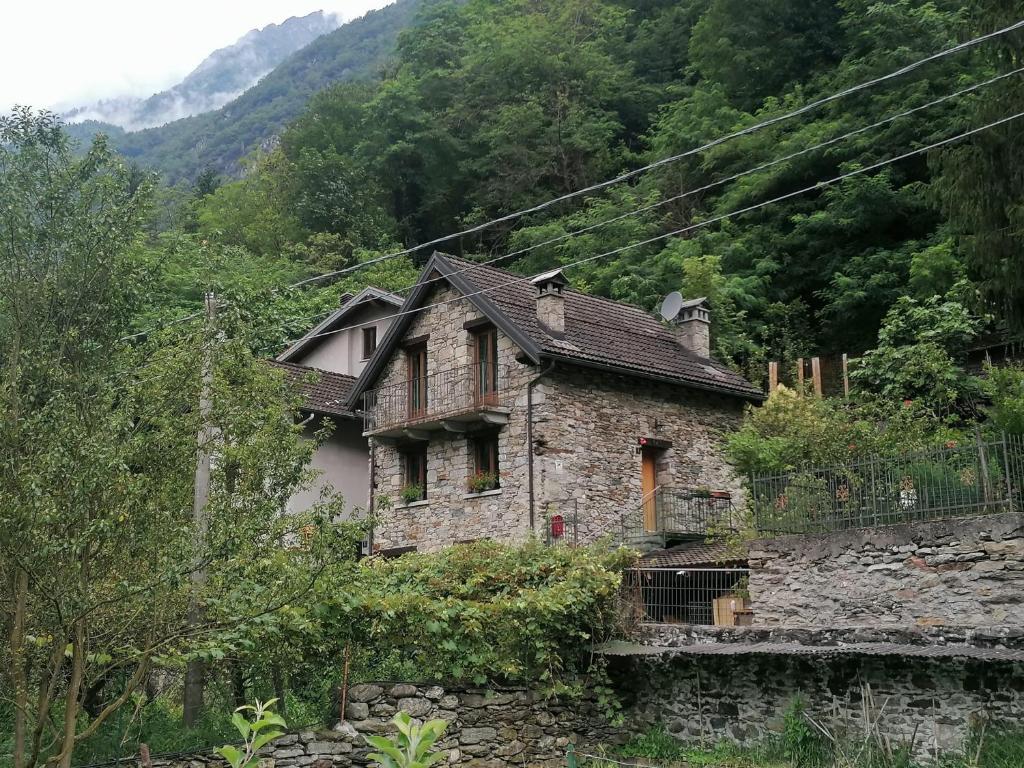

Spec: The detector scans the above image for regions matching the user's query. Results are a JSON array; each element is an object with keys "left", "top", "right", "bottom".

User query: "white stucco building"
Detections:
[{"left": 273, "top": 286, "right": 402, "bottom": 518}]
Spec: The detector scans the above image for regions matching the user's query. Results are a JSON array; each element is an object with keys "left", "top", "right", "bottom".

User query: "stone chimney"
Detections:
[
  {"left": 531, "top": 269, "right": 569, "bottom": 335},
  {"left": 673, "top": 297, "right": 711, "bottom": 358}
]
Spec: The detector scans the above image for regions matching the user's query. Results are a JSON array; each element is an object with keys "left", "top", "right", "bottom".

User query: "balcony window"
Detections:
[
  {"left": 469, "top": 433, "right": 500, "bottom": 492},
  {"left": 474, "top": 327, "right": 498, "bottom": 405},
  {"left": 362, "top": 326, "right": 377, "bottom": 360},
  {"left": 401, "top": 445, "right": 428, "bottom": 502},
  {"left": 406, "top": 343, "right": 428, "bottom": 418}
]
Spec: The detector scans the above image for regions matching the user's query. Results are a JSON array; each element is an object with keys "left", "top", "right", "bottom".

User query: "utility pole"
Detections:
[{"left": 183, "top": 292, "right": 216, "bottom": 727}]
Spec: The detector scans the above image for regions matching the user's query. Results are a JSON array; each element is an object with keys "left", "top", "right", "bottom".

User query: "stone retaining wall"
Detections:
[
  {"left": 155, "top": 683, "right": 622, "bottom": 768},
  {"left": 614, "top": 650, "right": 1024, "bottom": 760},
  {"left": 747, "top": 511, "right": 1024, "bottom": 628}
]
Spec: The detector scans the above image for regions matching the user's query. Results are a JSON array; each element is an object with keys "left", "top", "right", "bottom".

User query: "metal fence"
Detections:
[
  {"left": 621, "top": 487, "right": 737, "bottom": 544},
  {"left": 363, "top": 361, "right": 513, "bottom": 432},
  {"left": 623, "top": 568, "right": 750, "bottom": 625},
  {"left": 751, "top": 434, "right": 1024, "bottom": 536}
]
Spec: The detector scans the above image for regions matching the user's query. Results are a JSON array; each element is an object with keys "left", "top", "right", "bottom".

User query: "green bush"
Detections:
[
  {"left": 983, "top": 363, "right": 1024, "bottom": 436},
  {"left": 726, "top": 386, "right": 958, "bottom": 476},
  {"left": 336, "top": 540, "right": 635, "bottom": 688}
]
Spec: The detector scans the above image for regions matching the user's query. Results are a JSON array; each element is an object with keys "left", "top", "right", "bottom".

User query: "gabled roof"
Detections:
[
  {"left": 347, "top": 253, "right": 763, "bottom": 407},
  {"left": 277, "top": 286, "right": 403, "bottom": 363},
  {"left": 270, "top": 360, "right": 357, "bottom": 419}
]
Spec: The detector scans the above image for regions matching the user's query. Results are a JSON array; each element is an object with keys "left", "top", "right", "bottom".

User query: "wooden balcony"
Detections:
[{"left": 362, "top": 362, "right": 513, "bottom": 438}]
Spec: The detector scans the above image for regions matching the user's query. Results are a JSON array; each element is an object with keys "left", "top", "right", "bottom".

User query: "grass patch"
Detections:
[{"left": 610, "top": 722, "right": 1024, "bottom": 768}]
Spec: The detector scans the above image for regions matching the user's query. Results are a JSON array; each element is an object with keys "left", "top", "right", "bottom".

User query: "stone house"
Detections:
[
  {"left": 346, "top": 253, "right": 763, "bottom": 553},
  {"left": 272, "top": 286, "right": 403, "bottom": 517}
]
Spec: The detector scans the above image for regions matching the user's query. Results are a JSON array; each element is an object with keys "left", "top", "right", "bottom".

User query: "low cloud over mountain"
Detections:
[{"left": 63, "top": 11, "right": 340, "bottom": 131}]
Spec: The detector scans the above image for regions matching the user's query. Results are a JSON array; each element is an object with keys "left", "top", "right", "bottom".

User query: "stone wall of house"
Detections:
[
  {"left": 369, "top": 284, "right": 748, "bottom": 552},
  {"left": 615, "top": 648, "right": 1024, "bottom": 760},
  {"left": 154, "top": 683, "right": 623, "bottom": 768},
  {"left": 747, "top": 512, "right": 1024, "bottom": 628},
  {"left": 370, "top": 282, "right": 538, "bottom": 552},
  {"left": 534, "top": 366, "right": 745, "bottom": 544}
]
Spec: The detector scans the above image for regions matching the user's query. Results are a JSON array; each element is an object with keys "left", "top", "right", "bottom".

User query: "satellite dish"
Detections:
[{"left": 660, "top": 291, "right": 684, "bottom": 321}]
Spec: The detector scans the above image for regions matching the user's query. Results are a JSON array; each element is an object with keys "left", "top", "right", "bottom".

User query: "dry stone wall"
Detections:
[
  {"left": 155, "top": 683, "right": 623, "bottom": 768},
  {"left": 616, "top": 649, "right": 1024, "bottom": 760},
  {"left": 747, "top": 512, "right": 1024, "bottom": 628}
]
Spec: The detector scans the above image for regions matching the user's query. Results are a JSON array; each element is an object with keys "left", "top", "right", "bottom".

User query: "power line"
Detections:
[
  {"left": 288, "top": 18, "right": 1024, "bottom": 290},
  {"left": 270, "top": 65, "right": 1024, "bottom": 344},
  {"left": 263, "top": 109, "right": 1024, "bottom": 356},
  {"left": 119, "top": 21, "right": 1024, "bottom": 343}
]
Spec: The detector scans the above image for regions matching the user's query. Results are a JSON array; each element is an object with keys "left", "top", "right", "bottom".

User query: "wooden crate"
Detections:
[{"left": 713, "top": 595, "right": 751, "bottom": 626}]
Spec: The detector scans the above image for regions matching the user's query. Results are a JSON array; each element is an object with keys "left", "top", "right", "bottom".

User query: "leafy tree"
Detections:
[
  {"left": 982, "top": 363, "right": 1024, "bottom": 436},
  {"left": 933, "top": 0, "right": 1024, "bottom": 330},
  {"left": 0, "top": 112, "right": 350, "bottom": 768},
  {"left": 688, "top": 0, "right": 843, "bottom": 110},
  {"left": 850, "top": 293, "right": 982, "bottom": 413}
]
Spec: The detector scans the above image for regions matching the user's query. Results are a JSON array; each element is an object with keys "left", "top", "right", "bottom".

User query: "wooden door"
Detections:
[{"left": 641, "top": 448, "right": 657, "bottom": 532}]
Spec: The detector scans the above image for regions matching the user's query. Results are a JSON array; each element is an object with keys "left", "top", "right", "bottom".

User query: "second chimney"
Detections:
[
  {"left": 673, "top": 297, "right": 711, "bottom": 358},
  {"left": 532, "top": 269, "right": 569, "bottom": 335}
]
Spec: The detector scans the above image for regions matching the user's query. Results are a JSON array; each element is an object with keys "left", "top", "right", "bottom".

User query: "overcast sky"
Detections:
[{"left": 2, "top": 1, "right": 396, "bottom": 109}]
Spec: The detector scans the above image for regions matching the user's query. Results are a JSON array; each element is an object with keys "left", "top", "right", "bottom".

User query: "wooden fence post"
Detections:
[
  {"left": 842, "top": 353, "right": 850, "bottom": 397},
  {"left": 768, "top": 361, "right": 779, "bottom": 392},
  {"left": 797, "top": 357, "right": 804, "bottom": 391},
  {"left": 811, "top": 357, "right": 823, "bottom": 397}
]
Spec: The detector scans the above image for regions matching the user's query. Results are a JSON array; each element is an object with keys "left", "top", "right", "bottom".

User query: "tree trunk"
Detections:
[
  {"left": 11, "top": 568, "right": 28, "bottom": 768},
  {"left": 183, "top": 293, "right": 217, "bottom": 727},
  {"left": 271, "top": 665, "right": 286, "bottom": 715},
  {"left": 55, "top": 617, "right": 86, "bottom": 768},
  {"left": 231, "top": 663, "right": 246, "bottom": 709},
  {"left": 182, "top": 657, "right": 206, "bottom": 728}
]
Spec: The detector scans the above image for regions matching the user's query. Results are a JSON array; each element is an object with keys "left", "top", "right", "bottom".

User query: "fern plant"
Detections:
[{"left": 365, "top": 711, "right": 448, "bottom": 768}]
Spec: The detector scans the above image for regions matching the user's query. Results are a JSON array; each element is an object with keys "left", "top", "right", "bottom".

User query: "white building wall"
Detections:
[
  {"left": 300, "top": 303, "right": 397, "bottom": 376},
  {"left": 287, "top": 419, "right": 370, "bottom": 518}
]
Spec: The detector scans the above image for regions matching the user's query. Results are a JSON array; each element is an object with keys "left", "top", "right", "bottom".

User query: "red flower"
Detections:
[
  {"left": 903, "top": 399, "right": 913, "bottom": 407},
  {"left": 847, "top": 443, "right": 857, "bottom": 451},
  {"left": 945, "top": 440, "right": 958, "bottom": 449}
]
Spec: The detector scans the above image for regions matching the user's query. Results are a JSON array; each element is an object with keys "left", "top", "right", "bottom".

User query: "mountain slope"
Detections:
[
  {"left": 64, "top": 12, "right": 340, "bottom": 131},
  {"left": 67, "top": 0, "right": 424, "bottom": 184}
]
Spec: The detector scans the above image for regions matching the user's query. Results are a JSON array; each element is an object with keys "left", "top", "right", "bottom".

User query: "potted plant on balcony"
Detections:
[
  {"left": 400, "top": 483, "right": 424, "bottom": 504},
  {"left": 468, "top": 471, "right": 499, "bottom": 494}
]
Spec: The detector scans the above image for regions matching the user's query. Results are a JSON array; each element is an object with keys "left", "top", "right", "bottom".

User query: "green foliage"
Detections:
[
  {"left": 613, "top": 721, "right": 1024, "bottom": 768},
  {"left": 725, "top": 386, "right": 958, "bottom": 475},
  {"left": 216, "top": 699, "right": 288, "bottom": 768},
  {"left": 982, "top": 364, "right": 1024, "bottom": 436},
  {"left": 66, "top": 0, "right": 428, "bottom": 184},
  {"left": 934, "top": 0, "right": 1024, "bottom": 331},
  {"left": 467, "top": 471, "right": 499, "bottom": 493},
  {"left": 851, "top": 294, "right": 982, "bottom": 413},
  {"left": 334, "top": 540, "right": 635, "bottom": 687},
  {"left": 364, "top": 712, "right": 448, "bottom": 768},
  {"left": 400, "top": 483, "right": 426, "bottom": 503},
  {"left": 779, "top": 697, "right": 830, "bottom": 767}
]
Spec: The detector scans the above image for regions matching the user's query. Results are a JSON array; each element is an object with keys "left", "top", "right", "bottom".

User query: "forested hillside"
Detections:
[
  {"left": 62, "top": 11, "right": 340, "bottom": 131},
  {"left": 66, "top": 0, "right": 427, "bottom": 182},
  {"left": 183, "top": 0, "right": 1023, "bottom": 375}
]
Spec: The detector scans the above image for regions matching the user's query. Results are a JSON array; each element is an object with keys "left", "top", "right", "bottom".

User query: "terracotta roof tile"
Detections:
[{"left": 270, "top": 361, "right": 357, "bottom": 418}]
